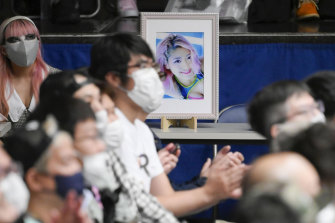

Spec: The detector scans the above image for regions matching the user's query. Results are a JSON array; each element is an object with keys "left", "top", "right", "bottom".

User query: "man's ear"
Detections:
[
  {"left": 25, "top": 168, "right": 49, "bottom": 192},
  {"left": 105, "top": 71, "right": 121, "bottom": 87}
]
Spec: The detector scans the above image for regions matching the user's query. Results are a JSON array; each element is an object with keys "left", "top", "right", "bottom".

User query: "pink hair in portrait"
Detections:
[
  {"left": 156, "top": 33, "right": 202, "bottom": 96},
  {"left": 0, "top": 17, "right": 48, "bottom": 117}
]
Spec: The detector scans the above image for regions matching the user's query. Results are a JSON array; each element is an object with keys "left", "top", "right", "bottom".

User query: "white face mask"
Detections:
[
  {"left": 82, "top": 152, "right": 119, "bottom": 191},
  {"left": 95, "top": 110, "right": 123, "bottom": 150},
  {"left": 95, "top": 109, "right": 109, "bottom": 133},
  {"left": 127, "top": 68, "right": 164, "bottom": 113},
  {"left": 311, "top": 112, "right": 326, "bottom": 124},
  {"left": 5, "top": 38, "right": 39, "bottom": 67},
  {"left": 103, "top": 119, "right": 123, "bottom": 150},
  {"left": 0, "top": 172, "right": 30, "bottom": 215}
]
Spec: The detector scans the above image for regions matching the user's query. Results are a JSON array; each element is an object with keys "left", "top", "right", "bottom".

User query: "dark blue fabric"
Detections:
[
  {"left": 42, "top": 44, "right": 92, "bottom": 70},
  {"left": 41, "top": 42, "right": 335, "bottom": 220},
  {"left": 219, "top": 43, "right": 335, "bottom": 110},
  {"left": 42, "top": 43, "right": 335, "bottom": 110}
]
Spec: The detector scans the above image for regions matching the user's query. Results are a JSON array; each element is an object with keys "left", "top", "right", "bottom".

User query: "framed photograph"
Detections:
[{"left": 141, "top": 12, "right": 219, "bottom": 120}]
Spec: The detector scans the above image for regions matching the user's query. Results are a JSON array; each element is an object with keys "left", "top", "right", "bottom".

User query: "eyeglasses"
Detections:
[
  {"left": 128, "top": 60, "right": 160, "bottom": 72},
  {"left": 285, "top": 100, "right": 325, "bottom": 121},
  {"left": 127, "top": 60, "right": 165, "bottom": 78}
]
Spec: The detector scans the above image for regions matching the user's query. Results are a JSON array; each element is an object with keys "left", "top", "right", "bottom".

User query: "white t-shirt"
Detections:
[
  {"left": 317, "top": 202, "right": 335, "bottom": 223},
  {"left": 115, "top": 108, "right": 164, "bottom": 192}
]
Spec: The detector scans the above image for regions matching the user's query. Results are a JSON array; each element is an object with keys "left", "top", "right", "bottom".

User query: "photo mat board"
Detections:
[{"left": 141, "top": 12, "right": 219, "bottom": 120}]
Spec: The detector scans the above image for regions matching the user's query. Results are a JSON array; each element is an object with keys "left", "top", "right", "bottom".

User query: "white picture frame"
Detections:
[{"left": 141, "top": 12, "right": 219, "bottom": 120}]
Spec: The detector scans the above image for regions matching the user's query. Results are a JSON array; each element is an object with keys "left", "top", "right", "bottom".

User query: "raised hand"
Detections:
[
  {"left": 158, "top": 143, "right": 181, "bottom": 174},
  {"left": 203, "top": 145, "right": 247, "bottom": 201},
  {"left": 50, "top": 190, "right": 92, "bottom": 223}
]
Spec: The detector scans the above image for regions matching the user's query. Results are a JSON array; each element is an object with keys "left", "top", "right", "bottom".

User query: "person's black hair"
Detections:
[
  {"left": 97, "top": 81, "right": 116, "bottom": 100},
  {"left": 248, "top": 80, "right": 310, "bottom": 139},
  {"left": 28, "top": 96, "right": 96, "bottom": 136},
  {"left": 89, "top": 33, "right": 154, "bottom": 85},
  {"left": 4, "top": 119, "right": 52, "bottom": 174},
  {"left": 233, "top": 192, "right": 302, "bottom": 223},
  {"left": 275, "top": 123, "right": 335, "bottom": 183},
  {"left": 304, "top": 70, "right": 335, "bottom": 120},
  {"left": 39, "top": 69, "right": 100, "bottom": 104}
]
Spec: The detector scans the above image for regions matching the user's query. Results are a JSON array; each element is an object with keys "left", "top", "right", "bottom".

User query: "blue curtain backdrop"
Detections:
[
  {"left": 43, "top": 43, "right": 335, "bottom": 110},
  {"left": 42, "top": 42, "right": 335, "bottom": 220}
]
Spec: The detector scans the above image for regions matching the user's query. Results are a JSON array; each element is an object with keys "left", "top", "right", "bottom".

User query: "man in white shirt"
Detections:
[{"left": 89, "top": 33, "right": 247, "bottom": 217}]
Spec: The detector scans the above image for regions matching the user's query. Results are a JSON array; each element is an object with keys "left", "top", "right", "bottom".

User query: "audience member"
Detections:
[
  {"left": 4, "top": 116, "right": 89, "bottom": 223},
  {"left": 39, "top": 69, "right": 123, "bottom": 151},
  {"left": 271, "top": 123, "right": 335, "bottom": 184},
  {"left": 89, "top": 32, "right": 247, "bottom": 217},
  {"left": 30, "top": 96, "right": 179, "bottom": 222},
  {"left": 248, "top": 80, "right": 325, "bottom": 140},
  {"left": 235, "top": 152, "right": 320, "bottom": 223},
  {"left": 243, "top": 152, "right": 321, "bottom": 197},
  {"left": 234, "top": 182, "right": 314, "bottom": 223},
  {"left": 40, "top": 69, "right": 189, "bottom": 191},
  {"left": 270, "top": 123, "right": 335, "bottom": 223},
  {"left": 304, "top": 70, "right": 335, "bottom": 123},
  {"left": 0, "top": 144, "right": 29, "bottom": 223},
  {"left": 0, "top": 16, "right": 57, "bottom": 135}
]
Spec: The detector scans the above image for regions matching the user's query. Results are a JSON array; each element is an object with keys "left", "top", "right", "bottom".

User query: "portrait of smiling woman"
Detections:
[{"left": 156, "top": 32, "right": 204, "bottom": 100}]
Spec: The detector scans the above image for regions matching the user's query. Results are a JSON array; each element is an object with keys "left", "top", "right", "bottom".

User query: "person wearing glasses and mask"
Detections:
[
  {"left": 89, "top": 33, "right": 247, "bottom": 217},
  {"left": 248, "top": 80, "right": 326, "bottom": 141},
  {"left": 0, "top": 16, "right": 57, "bottom": 137}
]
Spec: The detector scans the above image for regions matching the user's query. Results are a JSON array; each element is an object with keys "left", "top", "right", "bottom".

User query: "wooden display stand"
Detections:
[{"left": 161, "top": 116, "right": 197, "bottom": 131}]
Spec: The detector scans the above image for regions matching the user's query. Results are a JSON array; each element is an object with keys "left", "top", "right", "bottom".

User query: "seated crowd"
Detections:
[{"left": 1, "top": 15, "right": 335, "bottom": 223}]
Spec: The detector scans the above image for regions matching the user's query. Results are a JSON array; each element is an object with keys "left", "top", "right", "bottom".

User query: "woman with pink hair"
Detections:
[
  {"left": 0, "top": 16, "right": 54, "bottom": 135},
  {"left": 156, "top": 33, "right": 204, "bottom": 100}
]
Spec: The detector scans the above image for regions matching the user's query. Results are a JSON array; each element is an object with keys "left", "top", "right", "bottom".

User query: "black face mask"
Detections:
[{"left": 54, "top": 172, "right": 85, "bottom": 198}]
